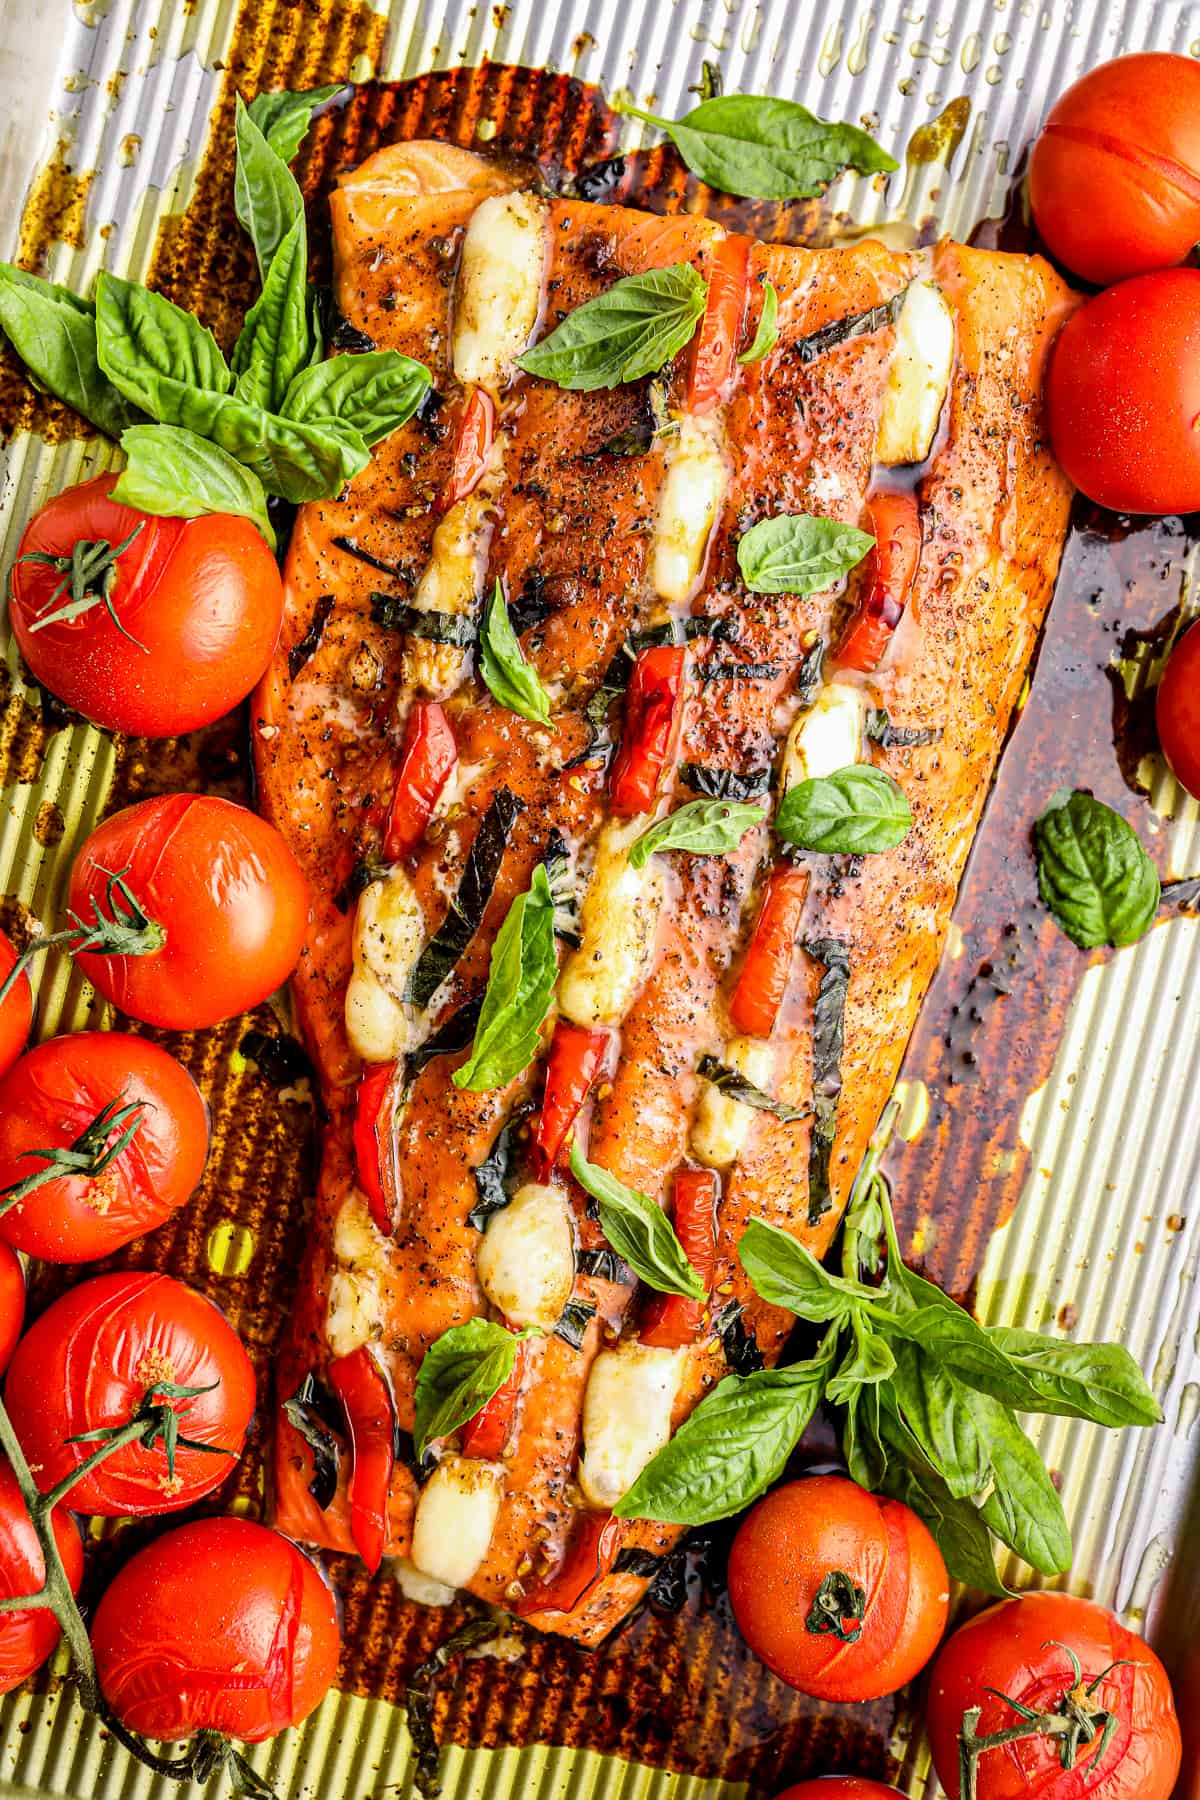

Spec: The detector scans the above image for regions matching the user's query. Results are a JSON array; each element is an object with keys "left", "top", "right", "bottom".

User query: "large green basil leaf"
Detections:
[
  {"left": 453, "top": 864, "right": 558, "bottom": 1093},
  {"left": 737, "top": 1217, "right": 876, "bottom": 1323},
  {"left": 982, "top": 1327, "right": 1161, "bottom": 1428},
  {"left": 234, "top": 93, "right": 304, "bottom": 281},
  {"left": 737, "top": 512, "right": 874, "bottom": 595},
  {"left": 776, "top": 763, "right": 912, "bottom": 855},
  {"left": 231, "top": 213, "right": 311, "bottom": 412},
  {"left": 208, "top": 397, "right": 369, "bottom": 501},
  {"left": 0, "top": 264, "right": 143, "bottom": 439},
  {"left": 1034, "top": 789, "right": 1160, "bottom": 949},
  {"left": 568, "top": 1141, "right": 705, "bottom": 1300},
  {"left": 94, "top": 271, "right": 231, "bottom": 438},
  {"left": 974, "top": 1396, "right": 1072, "bottom": 1576},
  {"left": 518, "top": 263, "right": 706, "bottom": 392},
  {"left": 281, "top": 348, "right": 432, "bottom": 445},
  {"left": 247, "top": 83, "right": 343, "bottom": 164},
  {"left": 887, "top": 1340, "right": 991, "bottom": 1500},
  {"left": 110, "top": 424, "right": 276, "bottom": 548},
  {"left": 412, "top": 1317, "right": 528, "bottom": 1458},
  {"left": 629, "top": 798, "right": 764, "bottom": 869},
  {"left": 876, "top": 1428, "right": 1008, "bottom": 1597}
]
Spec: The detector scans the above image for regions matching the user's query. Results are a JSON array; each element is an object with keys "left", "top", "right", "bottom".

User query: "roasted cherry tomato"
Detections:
[
  {"left": 608, "top": 645, "right": 687, "bottom": 816},
  {"left": 926, "top": 1593, "right": 1181, "bottom": 1800},
  {"left": 640, "top": 1167, "right": 716, "bottom": 1348},
  {"left": 327, "top": 1345, "right": 395, "bottom": 1574},
  {"left": 439, "top": 386, "right": 495, "bottom": 512},
  {"left": 689, "top": 234, "right": 751, "bottom": 413},
  {"left": 461, "top": 1339, "right": 527, "bottom": 1459},
  {"left": 10, "top": 475, "right": 283, "bottom": 738},
  {"left": 1029, "top": 54, "right": 1200, "bottom": 286},
  {"left": 0, "top": 1459, "right": 83, "bottom": 1696},
  {"left": 0, "top": 933, "right": 32, "bottom": 1081},
  {"left": 518, "top": 1511, "right": 622, "bottom": 1618},
  {"left": 68, "top": 792, "right": 309, "bottom": 1030},
  {"left": 775, "top": 1784, "right": 905, "bottom": 1798},
  {"left": 0, "top": 1243, "right": 23, "bottom": 1375},
  {"left": 92, "top": 1516, "right": 340, "bottom": 1742},
  {"left": 5, "top": 1271, "right": 254, "bottom": 1517},
  {"left": 1045, "top": 271, "right": 1200, "bottom": 515},
  {"left": 533, "top": 1021, "right": 609, "bottom": 1178},
  {"left": 0, "top": 1031, "right": 209, "bottom": 1263},
  {"left": 728, "top": 1475, "right": 949, "bottom": 1702},
  {"left": 383, "top": 700, "right": 458, "bottom": 861},
  {"left": 834, "top": 492, "right": 921, "bottom": 673},
  {"left": 730, "top": 864, "right": 810, "bottom": 1039},
  {"left": 1157, "top": 619, "right": 1200, "bottom": 802}
]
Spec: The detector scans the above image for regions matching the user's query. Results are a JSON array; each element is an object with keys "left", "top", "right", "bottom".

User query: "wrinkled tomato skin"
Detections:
[
  {"left": 0, "top": 1460, "right": 83, "bottom": 1696},
  {"left": 92, "top": 1516, "right": 340, "bottom": 1742},
  {"left": 0, "top": 934, "right": 31, "bottom": 1081},
  {"left": 10, "top": 476, "right": 283, "bottom": 738},
  {"left": 0, "top": 1032, "right": 209, "bottom": 1262},
  {"left": 1157, "top": 620, "right": 1200, "bottom": 802},
  {"left": 1029, "top": 54, "right": 1200, "bottom": 286},
  {"left": 1045, "top": 271, "right": 1200, "bottom": 516},
  {"left": 5, "top": 1272, "right": 254, "bottom": 1517},
  {"left": 69, "top": 793, "right": 309, "bottom": 1030},
  {"left": 728, "top": 1475, "right": 948, "bottom": 1702},
  {"left": 775, "top": 1783, "right": 905, "bottom": 1798},
  {"left": 926, "top": 1593, "right": 1181, "bottom": 1800},
  {"left": 0, "top": 1244, "right": 23, "bottom": 1375}
]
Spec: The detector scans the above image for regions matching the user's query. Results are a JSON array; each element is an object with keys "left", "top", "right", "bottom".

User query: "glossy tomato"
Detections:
[
  {"left": 775, "top": 1784, "right": 905, "bottom": 1798},
  {"left": 0, "top": 1031, "right": 209, "bottom": 1262},
  {"left": 1029, "top": 54, "right": 1200, "bottom": 286},
  {"left": 728, "top": 1475, "right": 948, "bottom": 1702},
  {"left": 5, "top": 1272, "right": 254, "bottom": 1516},
  {"left": 0, "top": 1459, "right": 83, "bottom": 1696},
  {"left": 10, "top": 475, "right": 283, "bottom": 737},
  {"left": 0, "top": 1243, "right": 24, "bottom": 1375},
  {"left": 926, "top": 1592, "right": 1181, "bottom": 1800},
  {"left": 1157, "top": 619, "right": 1200, "bottom": 802},
  {"left": 93, "top": 1517, "right": 340, "bottom": 1742},
  {"left": 1045, "top": 271, "right": 1200, "bottom": 515},
  {"left": 68, "top": 793, "right": 308, "bottom": 1029},
  {"left": 0, "top": 932, "right": 32, "bottom": 1081}
]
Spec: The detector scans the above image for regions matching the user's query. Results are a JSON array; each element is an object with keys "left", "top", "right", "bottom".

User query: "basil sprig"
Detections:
[
  {"left": 568, "top": 1141, "right": 705, "bottom": 1300},
  {"left": 111, "top": 425, "right": 276, "bottom": 548},
  {"left": 738, "top": 277, "right": 779, "bottom": 365},
  {"left": 776, "top": 764, "right": 912, "bottom": 855},
  {"left": 1034, "top": 790, "right": 1160, "bottom": 949},
  {"left": 0, "top": 265, "right": 144, "bottom": 439},
  {"left": 613, "top": 93, "right": 897, "bottom": 200},
  {"left": 518, "top": 264, "right": 706, "bottom": 392},
  {"left": 413, "top": 1317, "right": 533, "bottom": 1458},
  {"left": 629, "top": 798, "right": 764, "bottom": 870},
  {"left": 453, "top": 864, "right": 558, "bottom": 1093},
  {"left": 737, "top": 514, "right": 874, "bottom": 595},
  {"left": 479, "top": 580, "right": 556, "bottom": 728}
]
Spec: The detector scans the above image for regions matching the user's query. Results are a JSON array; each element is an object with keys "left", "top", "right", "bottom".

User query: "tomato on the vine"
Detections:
[
  {"left": 728, "top": 1475, "right": 948, "bottom": 1701},
  {"left": 1157, "top": 619, "right": 1200, "bottom": 803},
  {"left": 68, "top": 792, "right": 309, "bottom": 1030},
  {"left": 926, "top": 1592, "right": 1181, "bottom": 1800},
  {"left": 0, "top": 933, "right": 31, "bottom": 1081},
  {"left": 5, "top": 1271, "right": 254, "bottom": 1517},
  {"left": 0, "top": 1243, "right": 23, "bottom": 1374},
  {"left": 0, "top": 1031, "right": 209, "bottom": 1263},
  {"left": 10, "top": 475, "right": 283, "bottom": 738},
  {"left": 0, "top": 1458, "right": 83, "bottom": 1696},
  {"left": 92, "top": 1517, "right": 340, "bottom": 1742}
]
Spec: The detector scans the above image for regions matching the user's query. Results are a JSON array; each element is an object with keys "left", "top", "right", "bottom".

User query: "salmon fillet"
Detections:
[{"left": 255, "top": 139, "right": 1077, "bottom": 1645}]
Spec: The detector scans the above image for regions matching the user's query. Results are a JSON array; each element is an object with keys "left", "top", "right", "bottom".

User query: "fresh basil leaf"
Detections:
[
  {"left": 247, "top": 83, "right": 343, "bottom": 164},
  {"left": 887, "top": 1340, "right": 991, "bottom": 1500},
  {"left": 679, "top": 762, "right": 772, "bottom": 802},
  {"left": 981, "top": 1327, "right": 1160, "bottom": 1428},
  {"left": 864, "top": 708, "right": 941, "bottom": 750},
  {"left": 110, "top": 424, "right": 276, "bottom": 548},
  {"left": 518, "top": 263, "right": 706, "bottom": 392},
  {"left": 803, "top": 936, "right": 851, "bottom": 1223},
  {"left": 467, "top": 1095, "right": 534, "bottom": 1231},
  {"left": 210, "top": 397, "right": 370, "bottom": 502},
  {"left": 281, "top": 348, "right": 432, "bottom": 446},
  {"left": 737, "top": 512, "right": 874, "bottom": 595},
  {"left": 234, "top": 93, "right": 304, "bottom": 281},
  {"left": 406, "top": 786, "right": 524, "bottom": 1010},
  {"left": 478, "top": 579, "right": 555, "bottom": 728},
  {"left": 1035, "top": 789, "right": 1160, "bottom": 949},
  {"left": 876, "top": 1429, "right": 1008, "bottom": 1597},
  {"left": 94, "top": 271, "right": 231, "bottom": 435},
  {"left": 697, "top": 1053, "right": 807, "bottom": 1123},
  {"left": 568, "top": 1140, "right": 705, "bottom": 1300},
  {"left": 738, "top": 276, "right": 778, "bottom": 364},
  {"left": 843, "top": 1383, "right": 888, "bottom": 1491},
  {"left": 453, "top": 865, "right": 558, "bottom": 1092},
  {"left": 629, "top": 798, "right": 764, "bottom": 870},
  {"left": 615, "top": 93, "right": 897, "bottom": 201},
  {"left": 777, "top": 764, "right": 912, "bottom": 855},
  {"left": 231, "top": 213, "right": 311, "bottom": 412},
  {"left": 737, "top": 1216, "right": 874, "bottom": 1323},
  {"left": 825, "top": 1316, "right": 896, "bottom": 1407},
  {"left": 0, "top": 264, "right": 143, "bottom": 439},
  {"left": 794, "top": 288, "right": 907, "bottom": 365},
  {"left": 974, "top": 1396, "right": 1072, "bottom": 1576},
  {"left": 412, "top": 1317, "right": 527, "bottom": 1458}
]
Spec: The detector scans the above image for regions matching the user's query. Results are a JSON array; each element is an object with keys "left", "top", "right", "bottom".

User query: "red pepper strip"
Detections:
[
  {"left": 640, "top": 1167, "right": 718, "bottom": 1348},
  {"left": 352, "top": 1062, "right": 396, "bottom": 1235},
  {"left": 383, "top": 700, "right": 458, "bottom": 862},
  {"left": 327, "top": 1346, "right": 396, "bottom": 1574},
  {"left": 608, "top": 644, "right": 688, "bottom": 817},
  {"left": 688, "top": 233, "right": 751, "bottom": 415},
  {"left": 438, "top": 385, "right": 495, "bottom": 513},
  {"left": 460, "top": 1339, "right": 527, "bottom": 1459},
  {"left": 834, "top": 490, "right": 922, "bottom": 673},
  {"left": 729, "top": 864, "right": 811, "bottom": 1039},
  {"left": 532, "top": 1021, "right": 609, "bottom": 1178},
  {"left": 516, "top": 1511, "right": 622, "bottom": 1617}
]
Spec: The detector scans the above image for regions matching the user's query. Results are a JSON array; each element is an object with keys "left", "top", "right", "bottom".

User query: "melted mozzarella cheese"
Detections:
[
  {"left": 691, "top": 1035, "right": 777, "bottom": 1169},
  {"left": 410, "top": 1456, "right": 504, "bottom": 1589},
  {"left": 403, "top": 489, "right": 495, "bottom": 700},
  {"left": 345, "top": 868, "right": 426, "bottom": 1062},
  {"left": 578, "top": 1342, "right": 687, "bottom": 1509},
  {"left": 453, "top": 190, "right": 548, "bottom": 389},
  {"left": 325, "top": 1189, "right": 388, "bottom": 1359},
  {"left": 652, "top": 414, "right": 729, "bottom": 604},
  {"left": 393, "top": 1557, "right": 457, "bottom": 1607},
  {"left": 476, "top": 1182, "right": 576, "bottom": 1330},
  {"left": 875, "top": 280, "right": 955, "bottom": 467},
  {"left": 558, "top": 819, "right": 665, "bottom": 1028},
  {"left": 780, "top": 683, "right": 864, "bottom": 789}
]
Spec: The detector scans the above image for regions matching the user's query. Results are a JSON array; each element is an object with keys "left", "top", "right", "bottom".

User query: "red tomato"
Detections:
[
  {"left": 0, "top": 1243, "right": 23, "bottom": 1374},
  {"left": 834, "top": 492, "right": 921, "bottom": 674},
  {"left": 0, "top": 1031, "right": 208, "bottom": 1263},
  {"left": 0, "top": 1459, "right": 83, "bottom": 1696},
  {"left": 1045, "top": 271, "right": 1200, "bottom": 515},
  {"left": 68, "top": 792, "right": 309, "bottom": 1029},
  {"left": 1157, "top": 619, "right": 1200, "bottom": 802},
  {"left": 0, "top": 933, "right": 32, "bottom": 1080},
  {"left": 728, "top": 1475, "right": 949, "bottom": 1702},
  {"left": 640, "top": 1167, "right": 716, "bottom": 1348},
  {"left": 5, "top": 1271, "right": 254, "bottom": 1517},
  {"left": 1029, "top": 54, "right": 1200, "bottom": 286},
  {"left": 382, "top": 700, "right": 458, "bottom": 861},
  {"left": 775, "top": 1785, "right": 905, "bottom": 1798},
  {"left": 461, "top": 1339, "right": 526, "bottom": 1459},
  {"left": 439, "top": 386, "right": 495, "bottom": 512},
  {"left": 730, "top": 864, "right": 811, "bottom": 1038},
  {"left": 10, "top": 475, "right": 283, "bottom": 737},
  {"left": 92, "top": 1516, "right": 340, "bottom": 1742},
  {"left": 518, "top": 1511, "right": 622, "bottom": 1618},
  {"left": 689, "top": 234, "right": 751, "bottom": 413},
  {"left": 926, "top": 1593, "right": 1181, "bottom": 1800},
  {"left": 608, "top": 645, "right": 687, "bottom": 816}
]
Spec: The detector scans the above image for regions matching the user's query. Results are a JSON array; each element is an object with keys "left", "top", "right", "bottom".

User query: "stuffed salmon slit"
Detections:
[{"left": 254, "top": 138, "right": 1077, "bottom": 1647}]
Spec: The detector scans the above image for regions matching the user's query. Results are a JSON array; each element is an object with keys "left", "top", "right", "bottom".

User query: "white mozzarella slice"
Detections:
[
  {"left": 410, "top": 1456, "right": 504, "bottom": 1589},
  {"left": 345, "top": 868, "right": 426, "bottom": 1062},
  {"left": 476, "top": 1181, "right": 576, "bottom": 1331},
  {"left": 325, "top": 1190, "right": 388, "bottom": 1358},
  {"left": 780, "top": 682, "right": 864, "bottom": 789},
  {"left": 652, "top": 414, "right": 729, "bottom": 604},
  {"left": 875, "top": 280, "right": 955, "bottom": 467},
  {"left": 691, "top": 1035, "right": 777, "bottom": 1169},
  {"left": 392, "top": 1557, "right": 457, "bottom": 1607},
  {"left": 558, "top": 818, "right": 665, "bottom": 1027},
  {"left": 578, "top": 1342, "right": 687, "bottom": 1509},
  {"left": 453, "top": 190, "right": 548, "bottom": 389},
  {"left": 403, "top": 489, "right": 495, "bottom": 699}
]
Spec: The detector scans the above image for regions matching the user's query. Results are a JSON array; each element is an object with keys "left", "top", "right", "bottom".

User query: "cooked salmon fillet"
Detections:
[{"left": 255, "top": 139, "right": 1077, "bottom": 1644}]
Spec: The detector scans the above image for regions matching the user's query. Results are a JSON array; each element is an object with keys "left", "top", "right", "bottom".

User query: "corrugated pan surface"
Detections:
[{"left": 1, "top": 0, "right": 1199, "bottom": 1797}]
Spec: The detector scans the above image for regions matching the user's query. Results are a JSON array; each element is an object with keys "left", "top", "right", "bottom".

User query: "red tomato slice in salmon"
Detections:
[
  {"left": 640, "top": 1166, "right": 717, "bottom": 1347},
  {"left": 835, "top": 491, "right": 921, "bottom": 673},
  {"left": 439, "top": 386, "right": 495, "bottom": 512},
  {"left": 608, "top": 645, "right": 687, "bottom": 817},
  {"left": 383, "top": 701, "right": 458, "bottom": 861},
  {"left": 689, "top": 235, "right": 751, "bottom": 414},
  {"left": 730, "top": 864, "right": 811, "bottom": 1038}
]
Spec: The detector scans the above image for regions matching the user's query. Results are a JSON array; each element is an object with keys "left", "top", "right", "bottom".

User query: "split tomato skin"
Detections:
[
  {"left": 10, "top": 475, "right": 283, "bottom": 737},
  {"left": 1157, "top": 619, "right": 1200, "bottom": 802},
  {"left": 0, "top": 1459, "right": 83, "bottom": 1696},
  {"left": 0, "top": 1243, "right": 23, "bottom": 1374},
  {"left": 0, "top": 933, "right": 32, "bottom": 1081},
  {"left": 92, "top": 1516, "right": 340, "bottom": 1743}
]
